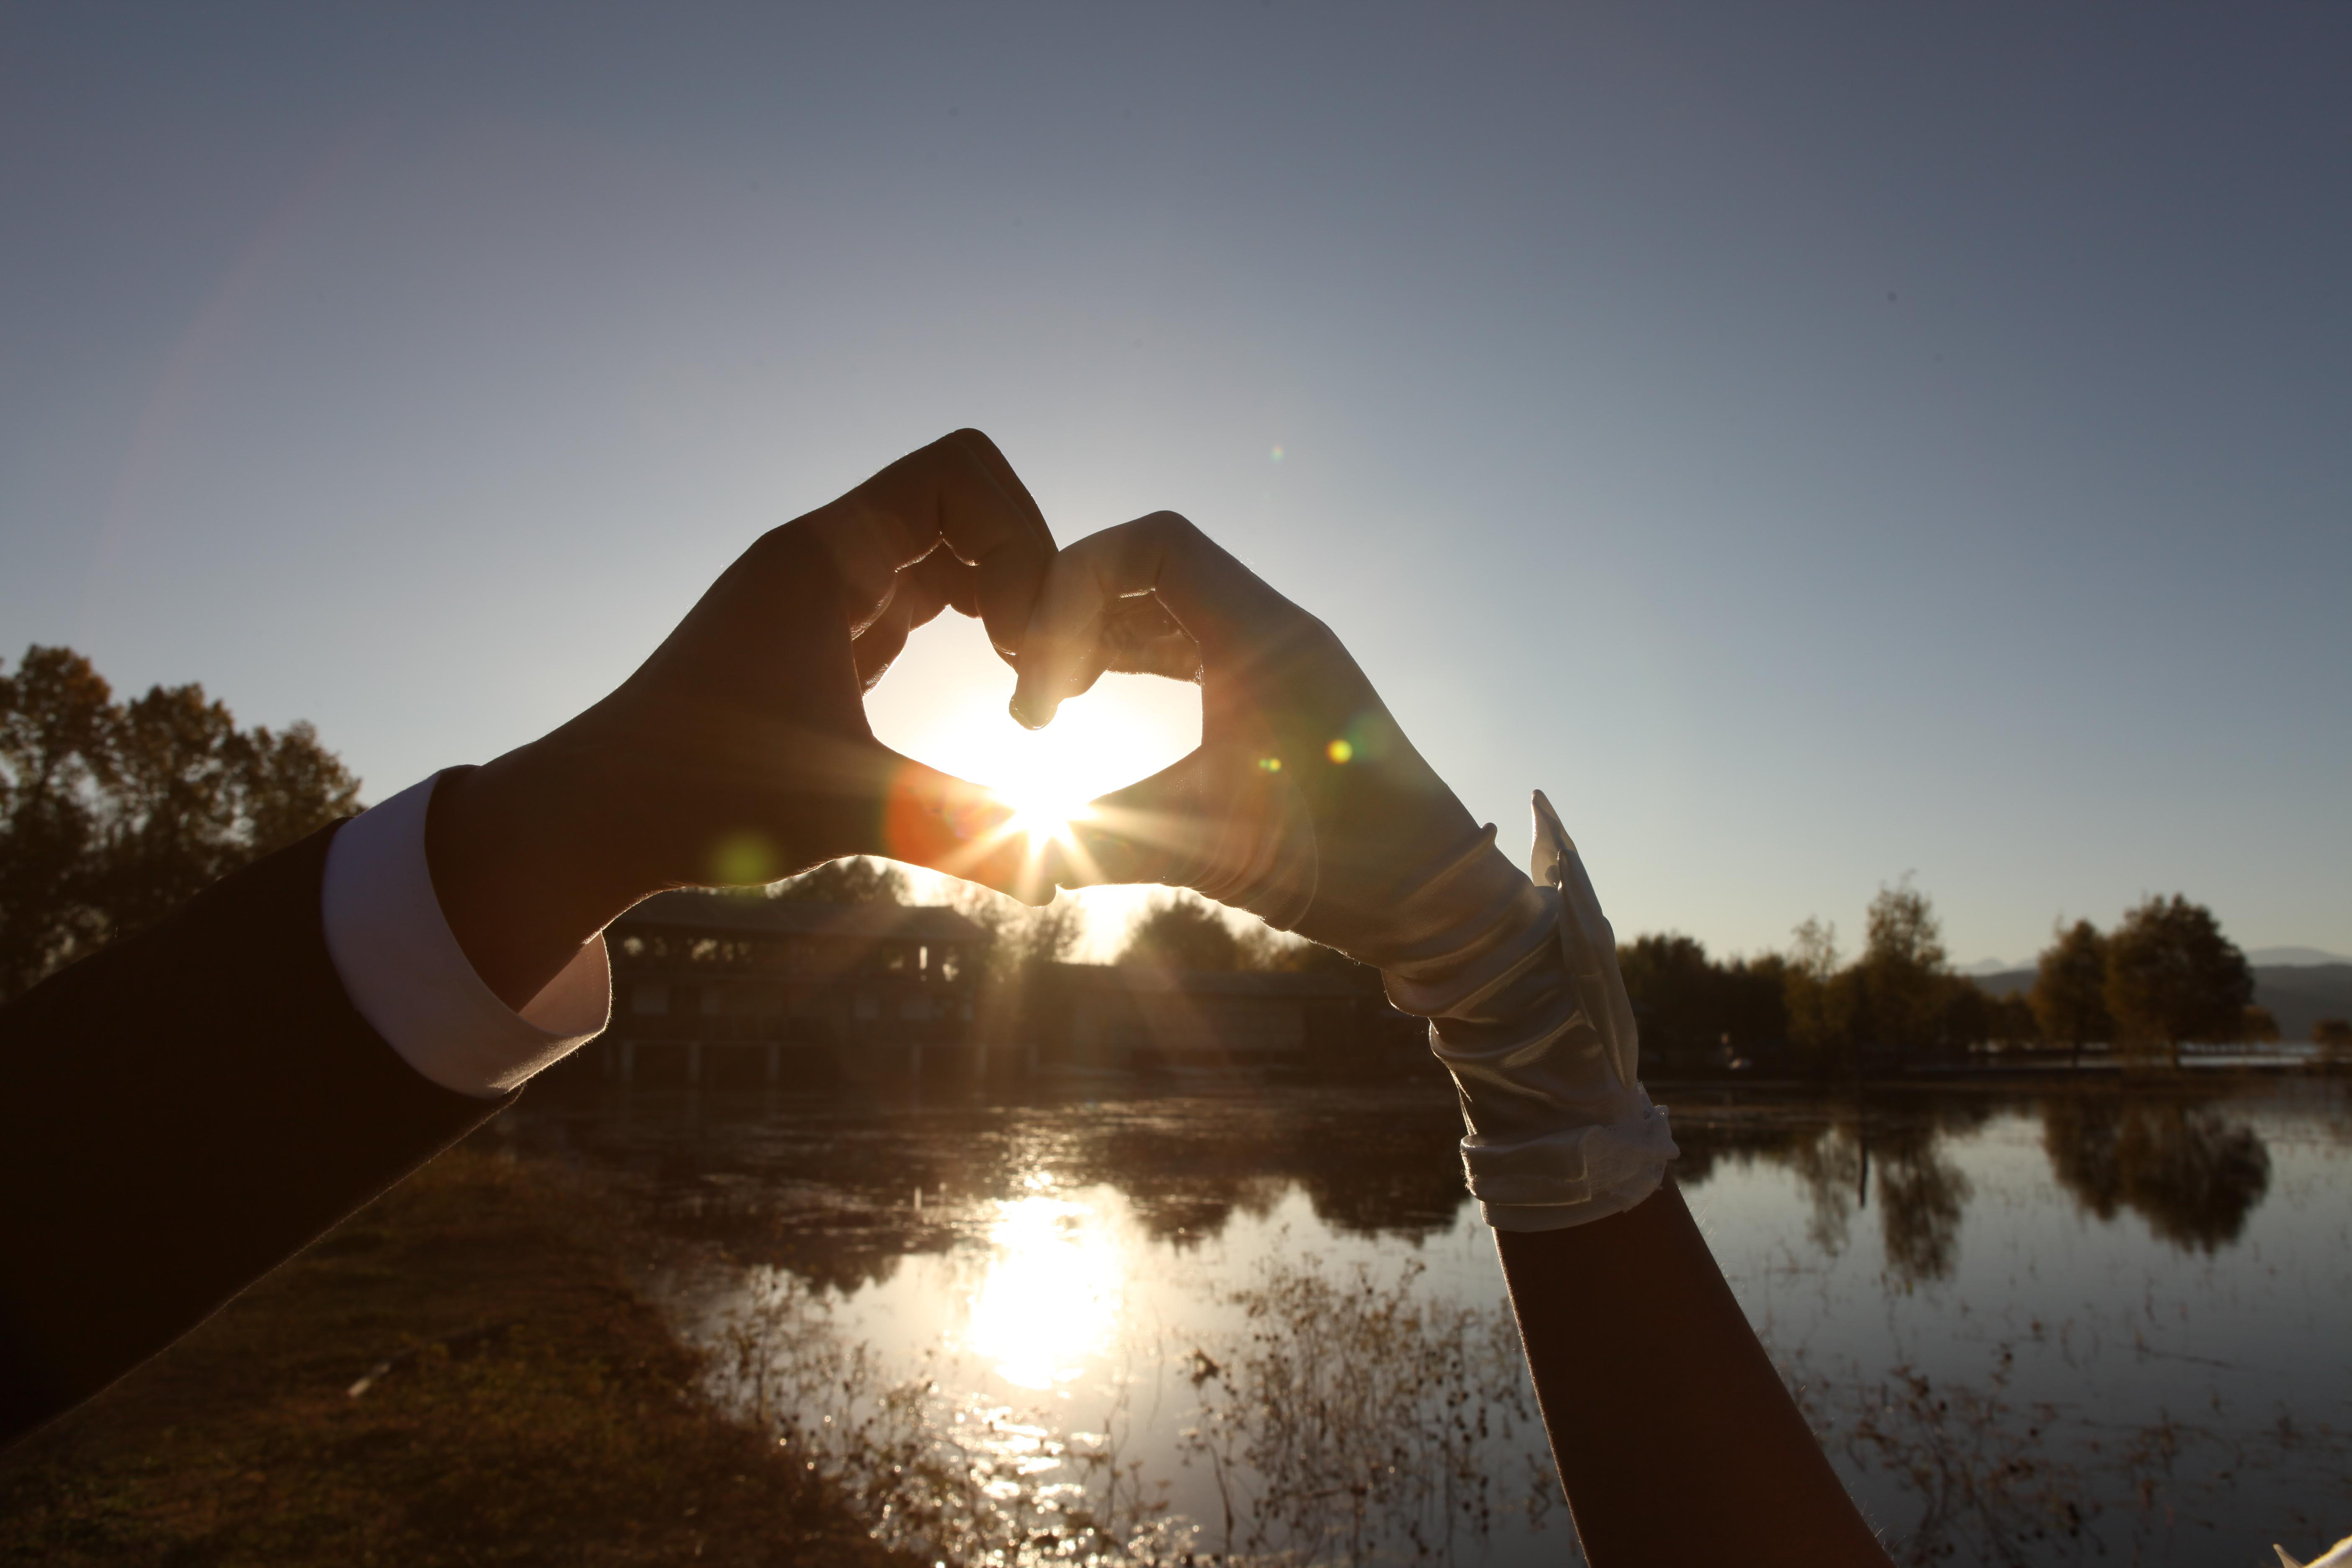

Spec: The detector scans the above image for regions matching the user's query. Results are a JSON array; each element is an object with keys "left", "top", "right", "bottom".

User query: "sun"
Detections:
[
  {"left": 866, "top": 644, "right": 1194, "bottom": 842},
  {"left": 859, "top": 614, "right": 1200, "bottom": 905},
  {"left": 1000, "top": 785, "right": 1093, "bottom": 851}
]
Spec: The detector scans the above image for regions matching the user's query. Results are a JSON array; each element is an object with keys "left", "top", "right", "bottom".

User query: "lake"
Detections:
[{"left": 505, "top": 1074, "right": 2352, "bottom": 1567}]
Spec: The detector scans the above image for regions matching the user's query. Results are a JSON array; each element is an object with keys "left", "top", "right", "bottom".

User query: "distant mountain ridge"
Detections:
[
  {"left": 1968, "top": 963, "right": 2352, "bottom": 1044},
  {"left": 1963, "top": 946, "right": 2345, "bottom": 976},
  {"left": 2245, "top": 946, "right": 2352, "bottom": 968}
]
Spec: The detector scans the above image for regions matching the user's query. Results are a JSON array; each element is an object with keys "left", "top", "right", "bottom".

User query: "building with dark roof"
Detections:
[
  {"left": 586, "top": 890, "right": 993, "bottom": 1088},
  {"left": 563, "top": 889, "right": 1426, "bottom": 1090},
  {"left": 1003, "top": 961, "right": 1426, "bottom": 1080}
]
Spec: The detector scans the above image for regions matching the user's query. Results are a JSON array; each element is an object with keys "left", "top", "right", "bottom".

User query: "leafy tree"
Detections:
[
  {"left": 1233, "top": 920, "right": 1363, "bottom": 975},
  {"left": 2239, "top": 1005, "right": 2281, "bottom": 1045},
  {"left": 1119, "top": 892, "right": 1241, "bottom": 971},
  {"left": 771, "top": 856, "right": 909, "bottom": 905},
  {"left": 1617, "top": 933, "right": 1720, "bottom": 1063},
  {"left": 243, "top": 720, "right": 365, "bottom": 856},
  {"left": 1937, "top": 978, "right": 1992, "bottom": 1052},
  {"left": 0, "top": 647, "right": 115, "bottom": 993},
  {"left": 1984, "top": 992, "right": 2041, "bottom": 1050},
  {"left": 0, "top": 645, "right": 361, "bottom": 999},
  {"left": 1784, "top": 916, "right": 1854, "bottom": 1072},
  {"left": 1716, "top": 954, "right": 1792, "bottom": 1053},
  {"left": 2103, "top": 895, "right": 2253, "bottom": 1069},
  {"left": 1855, "top": 877, "right": 1947, "bottom": 1062},
  {"left": 949, "top": 885, "right": 1084, "bottom": 983},
  {"left": 2032, "top": 919, "right": 2112, "bottom": 1067},
  {"left": 1609, "top": 936, "right": 1790, "bottom": 1070},
  {"left": 2309, "top": 1016, "right": 2351, "bottom": 1069}
]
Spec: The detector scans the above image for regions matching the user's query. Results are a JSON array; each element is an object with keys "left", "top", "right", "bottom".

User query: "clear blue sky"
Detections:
[{"left": 4, "top": 3, "right": 2347, "bottom": 966}]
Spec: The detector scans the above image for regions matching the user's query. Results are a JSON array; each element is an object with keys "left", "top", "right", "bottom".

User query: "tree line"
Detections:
[
  {"left": 1616, "top": 877, "right": 2316, "bottom": 1074},
  {"left": 0, "top": 645, "right": 361, "bottom": 1000},
  {"left": 8, "top": 646, "right": 2340, "bottom": 1070}
]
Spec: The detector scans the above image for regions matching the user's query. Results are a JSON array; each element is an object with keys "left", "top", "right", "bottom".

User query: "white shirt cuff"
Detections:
[{"left": 320, "top": 771, "right": 611, "bottom": 1099}]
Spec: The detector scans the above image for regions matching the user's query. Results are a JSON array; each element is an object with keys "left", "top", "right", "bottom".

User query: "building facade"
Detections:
[
  {"left": 560, "top": 890, "right": 1428, "bottom": 1090},
  {"left": 583, "top": 890, "right": 992, "bottom": 1088},
  {"left": 1005, "top": 962, "right": 1428, "bottom": 1080}
]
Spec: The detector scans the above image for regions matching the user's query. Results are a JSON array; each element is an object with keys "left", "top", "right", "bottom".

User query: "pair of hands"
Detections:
[{"left": 429, "top": 430, "right": 1487, "bottom": 1008}]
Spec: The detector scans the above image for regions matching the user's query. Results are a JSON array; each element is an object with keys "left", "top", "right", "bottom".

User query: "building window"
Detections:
[
  {"left": 632, "top": 983, "right": 670, "bottom": 1016},
  {"left": 701, "top": 987, "right": 725, "bottom": 1016},
  {"left": 900, "top": 996, "right": 931, "bottom": 1021},
  {"left": 854, "top": 992, "right": 879, "bottom": 1021}
]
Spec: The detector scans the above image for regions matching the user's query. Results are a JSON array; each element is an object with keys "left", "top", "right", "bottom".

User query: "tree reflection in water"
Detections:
[
  {"left": 1780, "top": 1341, "right": 2352, "bottom": 1568},
  {"left": 516, "top": 1082, "right": 2332, "bottom": 1565},
  {"left": 1871, "top": 1120, "right": 1975, "bottom": 1287},
  {"left": 1673, "top": 1089, "right": 2275, "bottom": 1283},
  {"left": 2038, "top": 1095, "right": 2272, "bottom": 1251},
  {"left": 1673, "top": 1099, "right": 1990, "bottom": 1287}
]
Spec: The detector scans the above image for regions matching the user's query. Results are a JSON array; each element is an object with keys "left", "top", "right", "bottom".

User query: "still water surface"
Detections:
[{"left": 510, "top": 1078, "right": 2352, "bottom": 1566}]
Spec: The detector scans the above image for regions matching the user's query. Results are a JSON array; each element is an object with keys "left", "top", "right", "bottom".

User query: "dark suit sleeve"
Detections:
[{"left": 0, "top": 820, "right": 514, "bottom": 1448}]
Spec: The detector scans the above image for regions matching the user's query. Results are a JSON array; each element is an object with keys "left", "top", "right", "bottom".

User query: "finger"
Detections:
[
  {"left": 851, "top": 547, "right": 960, "bottom": 690},
  {"left": 1102, "top": 596, "right": 1206, "bottom": 682},
  {"left": 851, "top": 583, "right": 914, "bottom": 691},
  {"left": 812, "top": 429, "right": 1056, "bottom": 665},
  {"left": 1009, "top": 511, "right": 1309, "bottom": 728},
  {"left": 901, "top": 540, "right": 972, "bottom": 624},
  {"left": 940, "top": 428, "right": 1055, "bottom": 653}
]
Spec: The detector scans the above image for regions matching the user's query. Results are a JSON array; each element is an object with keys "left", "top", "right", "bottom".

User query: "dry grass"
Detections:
[{"left": 0, "top": 1137, "right": 917, "bottom": 1568}]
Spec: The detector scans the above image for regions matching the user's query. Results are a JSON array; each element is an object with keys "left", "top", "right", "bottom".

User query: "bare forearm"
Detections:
[{"left": 1494, "top": 1183, "right": 1890, "bottom": 1566}]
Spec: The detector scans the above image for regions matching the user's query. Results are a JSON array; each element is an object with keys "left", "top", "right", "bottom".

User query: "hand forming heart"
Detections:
[
  {"left": 433, "top": 432, "right": 1525, "bottom": 1007},
  {"left": 1008, "top": 512, "right": 1515, "bottom": 975},
  {"left": 428, "top": 430, "right": 1070, "bottom": 1005}
]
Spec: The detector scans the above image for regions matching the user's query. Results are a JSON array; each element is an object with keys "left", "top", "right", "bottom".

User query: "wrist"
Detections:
[{"left": 425, "top": 732, "right": 652, "bottom": 1010}]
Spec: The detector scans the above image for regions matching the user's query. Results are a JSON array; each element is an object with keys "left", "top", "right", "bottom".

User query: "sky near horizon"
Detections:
[{"left": 3, "top": 4, "right": 2347, "bottom": 966}]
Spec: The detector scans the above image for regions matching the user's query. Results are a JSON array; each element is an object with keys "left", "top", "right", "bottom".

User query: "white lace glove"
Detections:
[{"left": 1011, "top": 513, "right": 1675, "bottom": 1229}]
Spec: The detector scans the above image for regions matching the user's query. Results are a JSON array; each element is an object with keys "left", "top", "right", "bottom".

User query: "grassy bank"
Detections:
[{"left": 0, "top": 1136, "right": 916, "bottom": 1568}]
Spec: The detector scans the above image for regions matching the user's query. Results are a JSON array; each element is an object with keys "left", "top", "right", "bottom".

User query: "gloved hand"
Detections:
[
  {"left": 1008, "top": 510, "right": 1537, "bottom": 977},
  {"left": 1013, "top": 512, "right": 1675, "bottom": 1228}
]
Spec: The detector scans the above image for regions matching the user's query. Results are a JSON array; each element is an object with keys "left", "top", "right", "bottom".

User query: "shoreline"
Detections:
[{"left": 0, "top": 1134, "right": 917, "bottom": 1568}]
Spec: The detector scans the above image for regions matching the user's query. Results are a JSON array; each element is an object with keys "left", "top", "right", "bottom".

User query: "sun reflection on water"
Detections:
[{"left": 963, "top": 1182, "right": 1124, "bottom": 1391}]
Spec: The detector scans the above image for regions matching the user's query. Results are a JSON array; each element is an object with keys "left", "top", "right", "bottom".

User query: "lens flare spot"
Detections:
[
  {"left": 1326, "top": 738, "right": 1354, "bottom": 764},
  {"left": 709, "top": 831, "right": 777, "bottom": 885}
]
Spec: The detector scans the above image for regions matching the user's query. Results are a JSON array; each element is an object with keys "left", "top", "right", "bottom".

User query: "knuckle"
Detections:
[{"left": 942, "top": 427, "right": 1001, "bottom": 464}]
